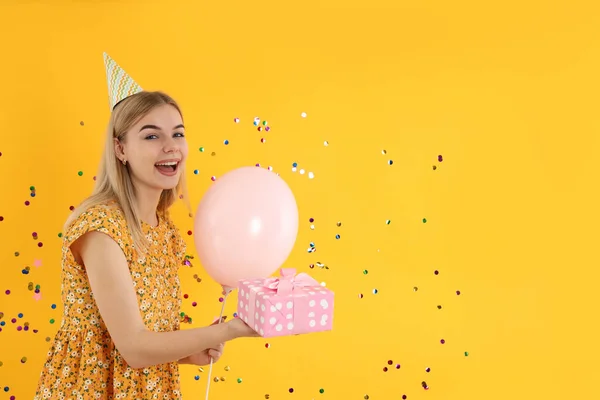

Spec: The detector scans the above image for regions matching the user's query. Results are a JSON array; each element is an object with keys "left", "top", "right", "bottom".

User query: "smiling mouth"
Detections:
[{"left": 155, "top": 161, "right": 179, "bottom": 174}]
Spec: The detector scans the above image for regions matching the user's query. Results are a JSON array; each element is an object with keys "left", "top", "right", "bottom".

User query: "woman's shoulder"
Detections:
[
  {"left": 159, "top": 210, "right": 187, "bottom": 262},
  {"left": 160, "top": 209, "right": 181, "bottom": 234},
  {"left": 62, "top": 200, "right": 130, "bottom": 251},
  {"left": 66, "top": 200, "right": 126, "bottom": 234},
  {"left": 81, "top": 201, "right": 125, "bottom": 223}
]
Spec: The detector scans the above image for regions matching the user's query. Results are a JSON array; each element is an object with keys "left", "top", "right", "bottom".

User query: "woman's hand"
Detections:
[
  {"left": 180, "top": 317, "right": 227, "bottom": 366},
  {"left": 179, "top": 316, "right": 259, "bottom": 366},
  {"left": 226, "top": 317, "right": 261, "bottom": 339},
  {"left": 182, "top": 342, "right": 225, "bottom": 366}
]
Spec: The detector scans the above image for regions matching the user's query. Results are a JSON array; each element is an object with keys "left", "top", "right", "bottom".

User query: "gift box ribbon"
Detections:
[{"left": 262, "top": 268, "right": 318, "bottom": 294}]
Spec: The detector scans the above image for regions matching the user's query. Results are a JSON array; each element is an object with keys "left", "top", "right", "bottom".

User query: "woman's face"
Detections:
[{"left": 116, "top": 104, "right": 189, "bottom": 192}]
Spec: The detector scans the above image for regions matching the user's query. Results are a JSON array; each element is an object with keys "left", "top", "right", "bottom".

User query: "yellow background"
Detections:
[{"left": 1, "top": 0, "right": 599, "bottom": 399}]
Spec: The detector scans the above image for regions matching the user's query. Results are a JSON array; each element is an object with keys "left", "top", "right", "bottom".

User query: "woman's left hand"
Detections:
[
  {"left": 184, "top": 343, "right": 224, "bottom": 366},
  {"left": 180, "top": 316, "right": 227, "bottom": 366}
]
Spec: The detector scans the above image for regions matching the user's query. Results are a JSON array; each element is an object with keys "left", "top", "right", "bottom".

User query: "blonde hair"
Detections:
[{"left": 64, "top": 91, "right": 191, "bottom": 253}]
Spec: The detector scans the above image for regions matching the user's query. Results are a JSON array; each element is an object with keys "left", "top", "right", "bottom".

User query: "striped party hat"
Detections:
[{"left": 103, "top": 52, "right": 143, "bottom": 109}]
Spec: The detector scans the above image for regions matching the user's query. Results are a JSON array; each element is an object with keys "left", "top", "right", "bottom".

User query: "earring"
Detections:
[{"left": 122, "top": 159, "right": 127, "bottom": 165}]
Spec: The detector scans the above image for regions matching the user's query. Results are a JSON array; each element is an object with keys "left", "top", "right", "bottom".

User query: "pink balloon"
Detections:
[{"left": 193, "top": 166, "right": 299, "bottom": 289}]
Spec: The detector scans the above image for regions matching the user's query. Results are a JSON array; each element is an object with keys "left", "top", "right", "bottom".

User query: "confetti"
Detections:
[
  {"left": 0, "top": 101, "right": 467, "bottom": 400},
  {"left": 315, "top": 262, "right": 328, "bottom": 269}
]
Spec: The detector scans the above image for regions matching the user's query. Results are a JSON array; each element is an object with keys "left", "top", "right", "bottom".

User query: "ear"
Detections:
[{"left": 114, "top": 138, "right": 126, "bottom": 161}]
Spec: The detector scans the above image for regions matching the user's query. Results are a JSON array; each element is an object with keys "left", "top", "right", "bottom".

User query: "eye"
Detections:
[
  {"left": 145, "top": 134, "right": 159, "bottom": 140},
  {"left": 174, "top": 132, "right": 185, "bottom": 138}
]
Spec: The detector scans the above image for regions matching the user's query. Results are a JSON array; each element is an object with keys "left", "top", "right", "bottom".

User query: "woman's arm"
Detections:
[
  {"left": 178, "top": 356, "right": 191, "bottom": 364},
  {"left": 72, "top": 230, "right": 240, "bottom": 369}
]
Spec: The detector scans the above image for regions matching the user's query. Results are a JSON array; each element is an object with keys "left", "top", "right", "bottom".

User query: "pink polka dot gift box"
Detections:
[{"left": 237, "top": 268, "right": 334, "bottom": 337}]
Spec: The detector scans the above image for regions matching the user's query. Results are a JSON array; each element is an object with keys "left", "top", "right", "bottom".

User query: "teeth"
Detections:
[{"left": 156, "top": 161, "right": 178, "bottom": 166}]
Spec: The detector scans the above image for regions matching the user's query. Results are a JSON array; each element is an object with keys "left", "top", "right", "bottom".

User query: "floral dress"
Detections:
[{"left": 34, "top": 201, "right": 187, "bottom": 399}]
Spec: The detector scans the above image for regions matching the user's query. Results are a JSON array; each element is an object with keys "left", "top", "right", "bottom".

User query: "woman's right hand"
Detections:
[{"left": 226, "top": 317, "right": 261, "bottom": 339}]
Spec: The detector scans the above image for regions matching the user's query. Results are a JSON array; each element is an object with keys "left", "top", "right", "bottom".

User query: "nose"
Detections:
[{"left": 163, "top": 138, "right": 180, "bottom": 154}]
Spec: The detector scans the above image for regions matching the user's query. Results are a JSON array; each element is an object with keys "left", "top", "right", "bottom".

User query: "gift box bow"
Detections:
[{"left": 261, "top": 268, "right": 319, "bottom": 294}]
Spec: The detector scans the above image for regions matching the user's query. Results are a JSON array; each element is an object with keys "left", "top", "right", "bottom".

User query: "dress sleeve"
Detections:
[{"left": 63, "top": 204, "right": 130, "bottom": 258}]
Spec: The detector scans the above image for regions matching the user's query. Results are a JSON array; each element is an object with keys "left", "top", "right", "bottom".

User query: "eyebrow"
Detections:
[{"left": 139, "top": 124, "right": 185, "bottom": 132}]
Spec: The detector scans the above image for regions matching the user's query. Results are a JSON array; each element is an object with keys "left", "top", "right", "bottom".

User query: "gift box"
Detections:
[{"left": 236, "top": 268, "right": 334, "bottom": 337}]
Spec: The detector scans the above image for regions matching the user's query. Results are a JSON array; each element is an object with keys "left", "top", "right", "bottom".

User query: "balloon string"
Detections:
[{"left": 205, "top": 289, "right": 230, "bottom": 400}]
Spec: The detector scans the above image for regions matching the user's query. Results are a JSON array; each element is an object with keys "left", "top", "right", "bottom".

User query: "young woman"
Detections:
[{"left": 34, "top": 64, "right": 257, "bottom": 399}]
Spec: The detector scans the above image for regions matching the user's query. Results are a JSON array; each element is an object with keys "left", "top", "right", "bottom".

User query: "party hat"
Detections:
[{"left": 103, "top": 52, "right": 143, "bottom": 109}]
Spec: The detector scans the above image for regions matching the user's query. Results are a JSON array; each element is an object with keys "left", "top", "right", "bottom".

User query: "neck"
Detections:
[{"left": 133, "top": 185, "right": 163, "bottom": 227}]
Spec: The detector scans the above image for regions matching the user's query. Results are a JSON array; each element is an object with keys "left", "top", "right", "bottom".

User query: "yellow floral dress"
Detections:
[{"left": 34, "top": 201, "right": 187, "bottom": 399}]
